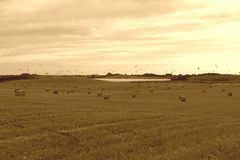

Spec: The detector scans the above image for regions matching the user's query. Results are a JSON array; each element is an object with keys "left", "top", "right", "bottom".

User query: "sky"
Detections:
[{"left": 0, "top": 0, "right": 240, "bottom": 75}]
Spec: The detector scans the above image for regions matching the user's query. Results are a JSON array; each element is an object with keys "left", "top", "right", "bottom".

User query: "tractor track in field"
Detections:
[
  {"left": 1, "top": 114, "right": 240, "bottom": 145},
  {"left": 0, "top": 115, "right": 197, "bottom": 144}
]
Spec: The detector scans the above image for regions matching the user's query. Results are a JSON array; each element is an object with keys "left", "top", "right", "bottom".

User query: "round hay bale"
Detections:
[
  {"left": 14, "top": 89, "right": 26, "bottom": 97},
  {"left": 103, "top": 94, "right": 110, "bottom": 100},
  {"left": 97, "top": 92, "right": 103, "bottom": 97},
  {"left": 132, "top": 93, "right": 137, "bottom": 98},
  {"left": 228, "top": 92, "right": 233, "bottom": 97},
  {"left": 178, "top": 94, "right": 186, "bottom": 102},
  {"left": 87, "top": 88, "right": 91, "bottom": 94},
  {"left": 15, "top": 89, "right": 26, "bottom": 97},
  {"left": 53, "top": 90, "right": 58, "bottom": 95},
  {"left": 14, "top": 88, "right": 20, "bottom": 93},
  {"left": 46, "top": 89, "right": 50, "bottom": 92},
  {"left": 222, "top": 89, "right": 226, "bottom": 92}
]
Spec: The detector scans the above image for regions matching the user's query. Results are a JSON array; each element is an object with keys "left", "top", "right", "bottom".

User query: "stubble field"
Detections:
[{"left": 0, "top": 76, "right": 240, "bottom": 160}]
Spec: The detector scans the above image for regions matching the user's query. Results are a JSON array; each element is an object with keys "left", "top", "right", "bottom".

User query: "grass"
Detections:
[{"left": 0, "top": 76, "right": 240, "bottom": 159}]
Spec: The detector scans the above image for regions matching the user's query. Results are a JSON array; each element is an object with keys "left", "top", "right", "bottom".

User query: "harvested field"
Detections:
[{"left": 0, "top": 76, "right": 240, "bottom": 159}]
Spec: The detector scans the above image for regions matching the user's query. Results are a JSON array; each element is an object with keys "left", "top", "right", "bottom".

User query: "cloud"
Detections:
[{"left": 0, "top": 0, "right": 240, "bottom": 74}]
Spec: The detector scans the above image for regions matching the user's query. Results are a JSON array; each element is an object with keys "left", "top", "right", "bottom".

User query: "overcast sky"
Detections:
[{"left": 0, "top": 0, "right": 240, "bottom": 75}]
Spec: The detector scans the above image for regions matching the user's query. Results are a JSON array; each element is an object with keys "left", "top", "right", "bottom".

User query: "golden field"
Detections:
[{"left": 0, "top": 76, "right": 240, "bottom": 160}]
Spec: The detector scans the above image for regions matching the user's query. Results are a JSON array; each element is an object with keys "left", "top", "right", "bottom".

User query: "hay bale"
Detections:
[
  {"left": 97, "top": 92, "right": 103, "bottom": 97},
  {"left": 222, "top": 89, "right": 226, "bottom": 92},
  {"left": 15, "top": 89, "right": 25, "bottom": 97},
  {"left": 202, "top": 90, "right": 206, "bottom": 93},
  {"left": 178, "top": 94, "right": 186, "bottom": 102},
  {"left": 150, "top": 89, "right": 154, "bottom": 92},
  {"left": 53, "top": 90, "right": 58, "bottom": 95},
  {"left": 228, "top": 92, "right": 233, "bottom": 97},
  {"left": 132, "top": 93, "right": 137, "bottom": 98},
  {"left": 46, "top": 89, "right": 50, "bottom": 92},
  {"left": 103, "top": 94, "right": 110, "bottom": 100},
  {"left": 14, "top": 88, "right": 20, "bottom": 93}
]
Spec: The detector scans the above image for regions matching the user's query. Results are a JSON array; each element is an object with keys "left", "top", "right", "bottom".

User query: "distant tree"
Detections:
[
  {"left": 171, "top": 75, "right": 189, "bottom": 81},
  {"left": 142, "top": 73, "right": 158, "bottom": 77},
  {"left": 165, "top": 73, "right": 173, "bottom": 77},
  {"left": 106, "top": 72, "right": 112, "bottom": 76}
]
